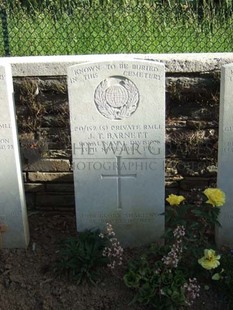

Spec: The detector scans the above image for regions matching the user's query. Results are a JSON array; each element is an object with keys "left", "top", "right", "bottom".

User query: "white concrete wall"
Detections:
[{"left": 0, "top": 53, "right": 233, "bottom": 76}]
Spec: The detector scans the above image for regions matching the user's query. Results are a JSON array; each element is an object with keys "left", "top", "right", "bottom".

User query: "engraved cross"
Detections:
[{"left": 101, "top": 156, "right": 137, "bottom": 210}]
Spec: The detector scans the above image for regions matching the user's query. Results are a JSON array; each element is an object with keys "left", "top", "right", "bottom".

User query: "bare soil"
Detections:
[{"left": 0, "top": 212, "right": 229, "bottom": 310}]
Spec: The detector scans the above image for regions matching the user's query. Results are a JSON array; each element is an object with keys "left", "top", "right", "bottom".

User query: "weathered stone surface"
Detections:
[
  {"left": 165, "top": 179, "right": 179, "bottom": 188},
  {"left": 23, "top": 159, "right": 70, "bottom": 172},
  {"left": 25, "top": 193, "right": 35, "bottom": 209},
  {"left": 175, "top": 160, "right": 217, "bottom": 177},
  {"left": 166, "top": 76, "right": 219, "bottom": 94},
  {"left": 206, "top": 165, "right": 217, "bottom": 175},
  {"left": 35, "top": 193, "right": 74, "bottom": 208},
  {"left": 23, "top": 172, "right": 27, "bottom": 182},
  {"left": 166, "top": 120, "right": 187, "bottom": 128},
  {"left": 28, "top": 172, "right": 73, "bottom": 182},
  {"left": 24, "top": 183, "right": 45, "bottom": 192},
  {"left": 179, "top": 178, "right": 209, "bottom": 191},
  {"left": 186, "top": 120, "right": 218, "bottom": 130},
  {"left": 6, "top": 53, "right": 233, "bottom": 76},
  {"left": 38, "top": 78, "right": 67, "bottom": 93},
  {"left": 166, "top": 163, "right": 178, "bottom": 176},
  {"left": 166, "top": 129, "right": 218, "bottom": 158},
  {"left": 46, "top": 184, "right": 74, "bottom": 192}
]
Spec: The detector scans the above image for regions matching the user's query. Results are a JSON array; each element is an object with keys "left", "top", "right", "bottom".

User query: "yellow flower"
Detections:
[
  {"left": 203, "top": 188, "right": 226, "bottom": 207},
  {"left": 198, "top": 249, "right": 221, "bottom": 270},
  {"left": 166, "top": 194, "right": 185, "bottom": 206}
]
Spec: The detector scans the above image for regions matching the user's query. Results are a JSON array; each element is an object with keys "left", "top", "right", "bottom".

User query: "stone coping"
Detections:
[{"left": 0, "top": 53, "right": 233, "bottom": 76}]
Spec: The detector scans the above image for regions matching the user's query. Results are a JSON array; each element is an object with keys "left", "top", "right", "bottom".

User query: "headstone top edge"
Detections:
[
  {"left": 0, "top": 63, "right": 13, "bottom": 93},
  {"left": 0, "top": 63, "right": 12, "bottom": 74},
  {"left": 221, "top": 64, "right": 233, "bottom": 79},
  {"left": 67, "top": 59, "right": 165, "bottom": 70},
  {"left": 222, "top": 63, "right": 233, "bottom": 69}
]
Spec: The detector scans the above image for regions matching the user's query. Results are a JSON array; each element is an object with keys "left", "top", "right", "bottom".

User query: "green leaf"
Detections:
[
  {"left": 212, "top": 273, "right": 221, "bottom": 280},
  {"left": 55, "top": 229, "right": 109, "bottom": 284}
]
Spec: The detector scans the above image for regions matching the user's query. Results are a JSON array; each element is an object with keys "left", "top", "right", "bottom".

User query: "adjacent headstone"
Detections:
[
  {"left": 217, "top": 63, "right": 233, "bottom": 248},
  {"left": 0, "top": 64, "right": 29, "bottom": 248},
  {"left": 68, "top": 60, "right": 165, "bottom": 247}
]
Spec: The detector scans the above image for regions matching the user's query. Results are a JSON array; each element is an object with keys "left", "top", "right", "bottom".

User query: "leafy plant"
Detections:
[
  {"left": 164, "top": 188, "right": 225, "bottom": 269},
  {"left": 215, "top": 251, "right": 233, "bottom": 307},
  {"left": 196, "top": 248, "right": 233, "bottom": 307},
  {"left": 124, "top": 226, "right": 200, "bottom": 309},
  {"left": 123, "top": 188, "right": 226, "bottom": 309},
  {"left": 55, "top": 230, "right": 109, "bottom": 284}
]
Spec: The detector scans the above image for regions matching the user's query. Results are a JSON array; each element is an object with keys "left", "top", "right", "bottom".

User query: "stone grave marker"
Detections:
[
  {"left": 68, "top": 60, "right": 165, "bottom": 247},
  {"left": 0, "top": 63, "right": 29, "bottom": 248},
  {"left": 217, "top": 63, "right": 233, "bottom": 248}
]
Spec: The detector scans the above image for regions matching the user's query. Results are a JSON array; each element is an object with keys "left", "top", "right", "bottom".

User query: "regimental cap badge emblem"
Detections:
[{"left": 94, "top": 76, "right": 140, "bottom": 120}]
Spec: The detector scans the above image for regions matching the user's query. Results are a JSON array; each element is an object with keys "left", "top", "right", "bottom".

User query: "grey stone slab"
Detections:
[
  {"left": 68, "top": 60, "right": 165, "bottom": 247},
  {"left": 2, "top": 53, "right": 233, "bottom": 76},
  {"left": 0, "top": 64, "right": 29, "bottom": 248},
  {"left": 217, "top": 63, "right": 233, "bottom": 247}
]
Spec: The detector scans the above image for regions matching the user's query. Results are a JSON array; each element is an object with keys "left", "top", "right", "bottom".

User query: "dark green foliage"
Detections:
[
  {"left": 164, "top": 198, "right": 220, "bottom": 271},
  {"left": 55, "top": 230, "right": 109, "bottom": 284},
  {"left": 213, "top": 252, "right": 233, "bottom": 307},
  {"left": 123, "top": 190, "right": 225, "bottom": 308},
  {"left": 123, "top": 245, "right": 188, "bottom": 309}
]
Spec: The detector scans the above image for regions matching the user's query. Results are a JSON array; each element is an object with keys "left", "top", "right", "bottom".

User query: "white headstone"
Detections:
[
  {"left": 0, "top": 64, "right": 29, "bottom": 248},
  {"left": 217, "top": 63, "right": 233, "bottom": 247},
  {"left": 68, "top": 60, "right": 165, "bottom": 247}
]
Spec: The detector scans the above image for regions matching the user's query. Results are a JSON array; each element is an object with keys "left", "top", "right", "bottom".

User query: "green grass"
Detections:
[{"left": 1, "top": 2, "right": 233, "bottom": 56}]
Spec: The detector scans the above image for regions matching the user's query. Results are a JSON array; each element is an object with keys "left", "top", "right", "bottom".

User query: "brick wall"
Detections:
[{"left": 13, "top": 70, "right": 220, "bottom": 210}]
